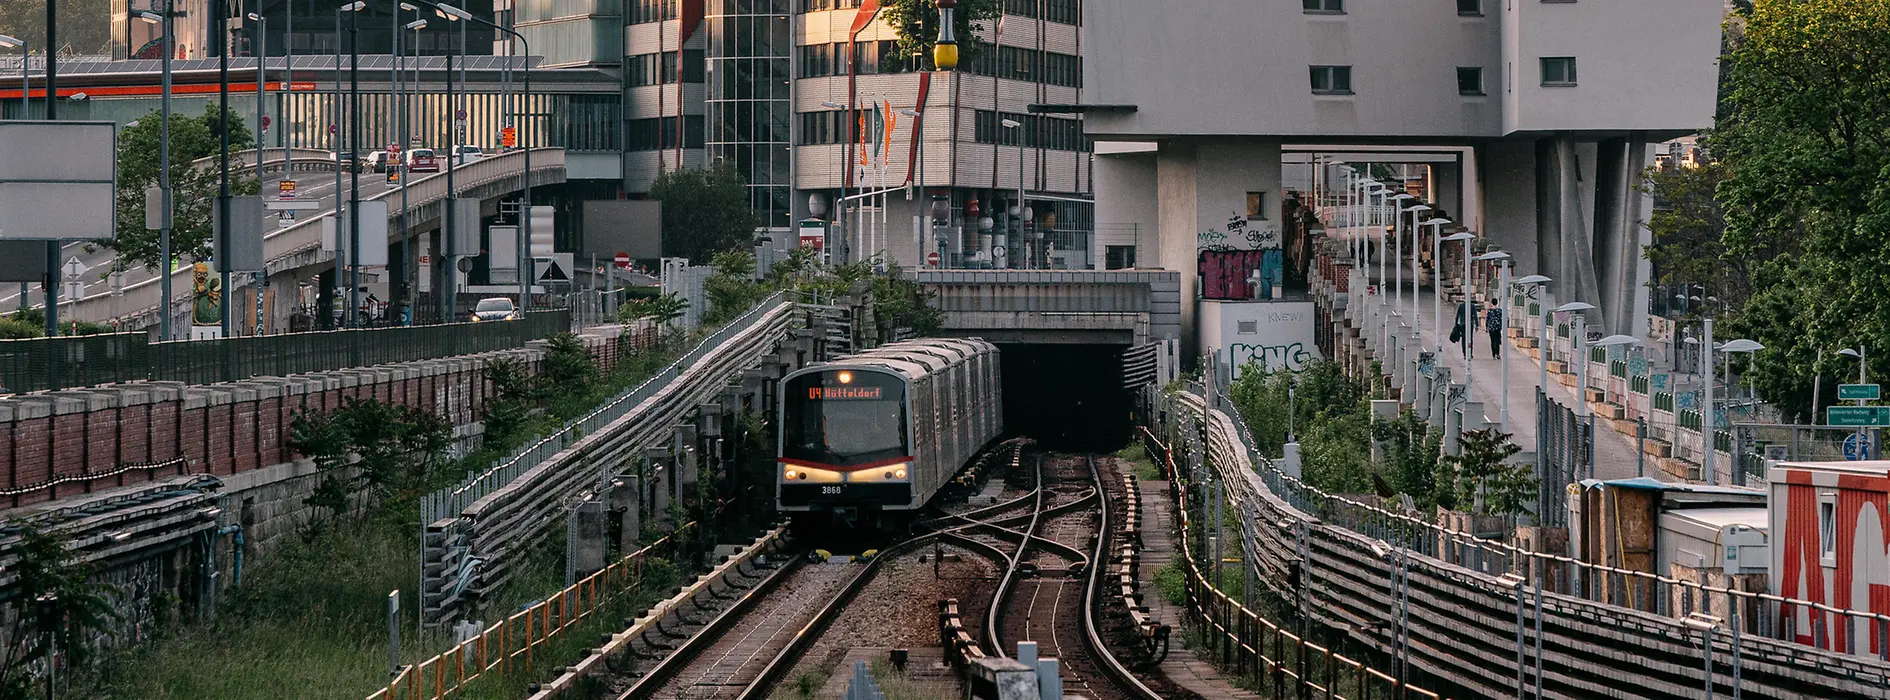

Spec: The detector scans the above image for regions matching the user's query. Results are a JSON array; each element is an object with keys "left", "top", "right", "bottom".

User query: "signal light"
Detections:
[{"left": 837, "top": 371, "right": 853, "bottom": 384}]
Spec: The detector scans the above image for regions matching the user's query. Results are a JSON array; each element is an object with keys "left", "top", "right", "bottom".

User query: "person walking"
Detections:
[{"left": 1485, "top": 304, "right": 1504, "bottom": 359}]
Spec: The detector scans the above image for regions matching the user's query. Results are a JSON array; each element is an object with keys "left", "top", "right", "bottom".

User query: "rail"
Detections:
[
  {"left": 60, "top": 147, "right": 567, "bottom": 328},
  {"left": 187, "top": 148, "right": 339, "bottom": 176}
]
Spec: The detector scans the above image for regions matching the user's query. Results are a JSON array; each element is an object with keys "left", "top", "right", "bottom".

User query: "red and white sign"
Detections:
[
  {"left": 277, "top": 179, "right": 296, "bottom": 200},
  {"left": 387, "top": 142, "right": 402, "bottom": 155},
  {"left": 614, "top": 252, "right": 630, "bottom": 269},
  {"left": 925, "top": 251, "right": 941, "bottom": 267}
]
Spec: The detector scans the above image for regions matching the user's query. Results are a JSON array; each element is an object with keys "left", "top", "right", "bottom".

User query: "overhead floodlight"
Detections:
[
  {"left": 1421, "top": 217, "right": 1453, "bottom": 226},
  {"left": 1555, "top": 301, "right": 1596, "bottom": 313},
  {"left": 1595, "top": 335, "right": 1641, "bottom": 347},
  {"left": 1474, "top": 251, "right": 1511, "bottom": 261},
  {"left": 435, "top": 2, "right": 473, "bottom": 20},
  {"left": 1515, "top": 274, "right": 1551, "bottom": 285},
  {"left": 1838, "top": 348, "right": 1863, "bottom": 359},
  {"left": 135, "top": 12, "right": 161, "bottom": 24},
  {"left": 1720, "top": 339, "right": 1764, "bottom": 353},
  {"left": 1442, "top": 232, "right": 1475, "bottom": 241},
  {"left": 341, "top": 1, "right": 366, "bottom": 11},
  {"left": 406, "top": 19, "right": 428, "bottom": 29},
  {"left": 821, "top": 101, "right": 844, "bottom": 109},
  {"left": 1000, "top": 119, "right": 1021, "bottom": 128}
]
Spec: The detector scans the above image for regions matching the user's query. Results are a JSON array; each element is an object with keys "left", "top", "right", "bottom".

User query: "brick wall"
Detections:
[{"left": 0, "top": 322, "right": 659, "bottom": 511}]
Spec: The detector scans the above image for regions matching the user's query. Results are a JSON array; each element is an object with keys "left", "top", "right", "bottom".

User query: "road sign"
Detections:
[
  {"left": 61, "top": 255, "right": 83, "bottom": 280},
  {"left": 260, "top": 115, "right": 271, "bottom": 131},
  {"left": 501, "top": 126, "right": 517, "bottom": 148},
  {"left": 329, "top": 124, "right": 339, "bottom": 134},
  {"left": 926, "top": 251, "right": 940, "bottom": 267},
  {"left": 1839, "top": 383, "right": 1881, "bottom": 401},
  {"left": 1827, "top": 406, "right": 1890, "bottom": 427},
  {"left": 614, "top": 252, "right": 630, "bottom": 269},
  {"left": 278, "top": 179, "right": 296, "bottom": 199},
  {"left": 1845, "top": 433, "right": 1874, "bottom": 461},
  {"left": 455, "top": 109, "right": 467, "bottom": 121},
  {"left": 992, "top": 244, "right": 1007, "bottom": 259},
  {"left": 534, "top": 253, "right": 574, "bottom": 284},
  {"left": 387, "top": 142, "right": 402, "bottom": 154}
]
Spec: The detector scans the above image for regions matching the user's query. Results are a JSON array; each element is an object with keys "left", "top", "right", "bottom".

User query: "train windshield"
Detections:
[{"left": 782, "top": 369, "right": 909, "bottom": 467}]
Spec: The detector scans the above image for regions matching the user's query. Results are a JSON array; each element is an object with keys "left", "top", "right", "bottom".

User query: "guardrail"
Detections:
[
  {"left": 188, "top": 148, "right": 338, "bottom": 176},
  {"left": 419, "top": 293, "right": 798, "bottom": 624},
  {"left": 61, "top": 147, "right": 567, "bottom": 329},
  {"left": 0, "top": 310, "right": 568, "bottom": 393},
  {"left": 1160, "top": 385, "right": 1890, "bottom": 699}
]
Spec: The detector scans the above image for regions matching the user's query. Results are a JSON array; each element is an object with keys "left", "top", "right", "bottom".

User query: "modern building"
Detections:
[
  {"left": 1083, "top": 0, "right": 1727, "bottom": 346},
  {"left": 113, "top": 1, "right": 500, "bottom": 60},
  {"left": 621, "top": 0, "right": 1096, "bottom": 267}
]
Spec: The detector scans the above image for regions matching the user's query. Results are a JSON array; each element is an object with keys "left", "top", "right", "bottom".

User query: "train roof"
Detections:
[{"left": 786, "top": 338, "right": 995, "bottom": 383}]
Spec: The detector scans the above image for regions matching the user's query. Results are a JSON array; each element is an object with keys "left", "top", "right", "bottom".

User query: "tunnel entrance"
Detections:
[{"left": 998, "top": 344, "right": 1133, "bottom": 453}]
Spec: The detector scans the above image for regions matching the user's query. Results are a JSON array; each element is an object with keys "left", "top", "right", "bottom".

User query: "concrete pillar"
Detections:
[
  {"left": 675, "top": 425, "right": 700, "bottom": 503},
  {"left": 611, "top": 476, "right": 641, "bottom": 551},
  {"left": 567, "top": 499, "right": 607, "bottom": 579},
  {"left": 645, "top": 446, "right": 673, "bottom": 528}
]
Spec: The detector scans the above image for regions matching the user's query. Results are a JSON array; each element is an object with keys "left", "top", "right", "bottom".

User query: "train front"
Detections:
[{"left": 777, "top": 366, "right": 914, "bottom": 532}]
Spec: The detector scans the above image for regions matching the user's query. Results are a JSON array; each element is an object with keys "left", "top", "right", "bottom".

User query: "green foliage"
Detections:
[
  {"left": 1641, "top": 161, "right": 1758, "bottom": 320},
  {"left": 0, "top": 520, "right": 118, "bottom": 700},
  {"left": 0, "top": 0, "right": 112, "bottom": 57},
  {"left": 480, "top": 357, "right": 536, "bottom": 446},
  {"left": 1374, "top": 409, "right": 1444, "bottom": 509},
  {"left": 287, "top": 398, "right": 453, "bottom": 519},
  {"left": 869, "top": 264, "right": 944, "bottom": 337},
  {"left": 878, "top": 0, "right": 1001, "bottom": 68},
  {"left": 650, "top": 160, "right": 760, "bottom": 264},
  {"left": 1439, "top": 428, "right": 1532, "bottom": 517},
  {"left": 102, "top": 105, "right": 262, "bottom": 273},
  {"left": 703, "top": 250, "right": 771, "bottom": 326},
  {"left": 0, "top": 309, "right": 117, "bottom": 338},
  {"left": 1707, "top": 0, "right": 1890, "bottom": 420},
  {"left": 1152, "top": 564, "right": 1188, "bottom": 606},
  {"left": 540, "top": 332, "right": 598, "bottom": 398},
  {"left": 0, "top": 318, "right": 42, "bottom": 339},
  {"left": 1115, "top": 443, "right": 1162, "bottom": 481},
  {"left": 618, "top": 291, "right": 688, "bottom": 326}
]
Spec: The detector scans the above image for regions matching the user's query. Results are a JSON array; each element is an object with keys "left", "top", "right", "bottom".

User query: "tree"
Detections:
[
  {"left": 870, "top": 264, "right": 944, "bottom": 337},
  {"left": 619, "top": 292, "right": 689, "bottom": 327},
  {"left": 99, "top": 105, "right": 261, "bottom": 274},
  {"left": 1641, "top": 159, "right": 1776, "bottom": 320},
  {"left": 0, "top": 520, "right": 117, "bottom": 700},
  {"left": 1710, "top": 0, "right": 1890, "bottom": 420},
  {"left": 650, "top": 160, "right": 759, "bottom": 264},
  {"left": 0, "top": 0, "right": 112, "bottom": 57},
  {"left": 879, "top": 0, "right": 1001, "bottom": 69},
  {"left": 703, "top": 250, "right": 770, "bottom": 326},
  {"left": 1441, "top": 428, "right": 1531, "bottom": 517}
]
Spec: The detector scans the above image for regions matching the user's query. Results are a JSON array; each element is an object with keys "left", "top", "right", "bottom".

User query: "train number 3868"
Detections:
[{"left": 821, "top": 486, "right": 842, "bottom": 495}]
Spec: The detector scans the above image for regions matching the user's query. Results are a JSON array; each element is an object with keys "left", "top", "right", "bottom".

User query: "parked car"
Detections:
[
  {"left": 469, "top": 297, "right": 520, "bottom": 322},
  {"left": 406, "top": 148, "right": 440, "bottom": 173},
  {"left": 453, "top": 144, "right": 484, "bottom": 165}
]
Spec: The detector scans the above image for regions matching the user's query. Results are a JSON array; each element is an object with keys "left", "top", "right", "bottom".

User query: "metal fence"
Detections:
[
  {"left": 0, "top": 310, "right": 570, "bottom": 394},
  {"left": 1536, "top": 390, "right": 1593, "bottom": 528}
]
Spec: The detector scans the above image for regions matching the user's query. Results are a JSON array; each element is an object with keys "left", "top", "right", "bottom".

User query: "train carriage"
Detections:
[{"left": 777, "top": 338, "right": 1003, "bottom": 530}]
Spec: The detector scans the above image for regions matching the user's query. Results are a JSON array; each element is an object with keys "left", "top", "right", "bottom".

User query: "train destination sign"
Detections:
[{"left": 807, "top": 386, "right": 883, "bottom": 400}]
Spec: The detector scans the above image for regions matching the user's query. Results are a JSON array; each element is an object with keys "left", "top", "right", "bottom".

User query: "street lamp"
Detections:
[
  {"left": 400, "top": 13, "right": 427, "bottom": 324},
  {"left": 247, "top": 11, "right": 268, "bottom": 335},
  {"left": 1516, "top": 274, "right": 1553, "bottom": 477},
  {"left": 1002, "top": 118, "right": 1023, "bottom": 270},
  {"left": 1556, "top": 301, "right": 1598, "bottom": 418},
  {"left": 822, "top": 100, "right": 850, "bottom": 263},
  {"left": 899, "top": 108, "right": 930, "bottom": 268},
  {"left": 1838, "top": 346, "right": 1867, "bottom": 384},
  {"left": 132, "top": 13, "right": 176, "bottom": 339},
  {"left": 1388, "top": 193, "right": 1415, "bottom": 307},
  {"left": 1477, "top": 250, "right": 1513, "bottom": 427}
]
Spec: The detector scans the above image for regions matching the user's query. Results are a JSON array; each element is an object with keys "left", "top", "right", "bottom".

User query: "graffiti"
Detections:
[
  {"left": 1197, "top": 230, "right": 1229, "bottom": 249},
  {"left": 1775, "top": 468, "right": 1890, "bottom": 655},
  {"left": 1200, "top": 250, "right": 1266, "bottom": 300},
  {"left": 1230, "top": 341, "right": 1315, "bottom": 372}
]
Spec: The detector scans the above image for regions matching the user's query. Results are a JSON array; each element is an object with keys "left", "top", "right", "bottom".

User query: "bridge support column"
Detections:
[{"left": 611, "top": 476, "right": 641, "bottom": 552}]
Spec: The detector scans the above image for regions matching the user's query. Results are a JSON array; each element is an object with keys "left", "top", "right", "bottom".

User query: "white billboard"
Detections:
[{"left": 0, "top": 121, "right": 117, "bottom": 240}]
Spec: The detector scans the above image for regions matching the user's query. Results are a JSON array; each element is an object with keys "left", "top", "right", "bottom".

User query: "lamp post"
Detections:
[
  {"left": 332, "top": 2, "right": 365, "bottom": 328},
  {"left": 821, "top": 100, "right": 849, "bottom": 263},
  {"left": 1556, "top": 301, "right": 1597, "bottom": 414},
  {"left": 432, "top": 1, "right": 535, "bottom": 311},
  {"left": 346, "top": 1, "right": 365, "bottom": 327},
  {"left": 399, "top": 6, "right": 424, "bottom": 324},
  {"left": 1389, "top": 193, "right": 1415, "bottom": 306},
  {"left": 134, "top": 14, "right": 175, "bottom": 339},
  {"left": 1517, "top": 274, "right": 1552, "bottom": 478},
  {"left": 247, "top": 12, "right": 267, "bottom": 336},
  {"left": 1839, "top": 346, "right": 1868, "bottom": 384},
  {"left": 2, "top": 33, "right": 22, "bottom": 313},
  {"left": 900, "top": 107, "right": 926, "bottom": 267},
  {"left": 1477, "top": 251, "right": 1513, "bottom": 426},
  {"left": 1002, "top": 118, "right": 1023, "bottom": 270},
  {"left": 1437, "top": 231, "right": 1474, "bottom": 355}
]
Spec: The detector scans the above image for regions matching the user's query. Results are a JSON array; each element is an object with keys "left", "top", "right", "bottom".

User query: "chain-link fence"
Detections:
[{"left": 1536, "top": 390, "right": 1592, "bottom": 528}]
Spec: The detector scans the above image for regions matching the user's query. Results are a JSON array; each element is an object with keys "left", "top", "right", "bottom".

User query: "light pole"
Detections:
[
  {"left": 1477, "top": 251, "right": 1513, "bottom": 426},
  {"left": 247, "top": 12, "right": 266, "bottom": 336},
  {"left": 133, "top": 14, "right": 174, "bottom": 339},
  {"left": 1839, "top": 346, "right": 1868, "bottom": 384},
  {"left": 1388, "top": 193, "right": 1415, "bottom": 307},
  {"left": 431, "top": 1, "right": 534, "bottom": 310},
  {"left": 1517, "top": 274, "right": 1553, "bottom": 477},
  {"left": 332, "top": 2, "right": 365, "bottom": 328},
  {"left": 1002, "top": 118, "right": 1023, "bottom": 270},
  {"left": 346, "top": 1, "right": 366, "bottom": 327},
  {"left": 899, "top": 107, "right": 926, "bottom": 267},
  {"left": 401, "top": 13, "right": 426, "bottom": 324},
  {"left": 1556, "top": 301, "right": 1597, "bottom": 415},
  {"left": 821, "top": 100, "right": 850, "bottom": 263},
  {"left": 0, "top": 32, "right": 21, "bottom": 317}
]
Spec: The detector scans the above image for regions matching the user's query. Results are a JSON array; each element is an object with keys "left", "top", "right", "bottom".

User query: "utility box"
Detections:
[{"left": 965, "top": 657, "right": 1038, "bottom": 700}]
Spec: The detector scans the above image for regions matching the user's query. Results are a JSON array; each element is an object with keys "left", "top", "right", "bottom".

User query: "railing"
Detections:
[
  {"left": 421, "top": 294, "right": 782, "bottom": 525},
  {"left": 367, "top": 523, "right": 697, "bottom": 700},
  {"left": 187, "top": 148, "right": 339, "bottom": 176},
  {"left": 61, "top": 148, "right": 568, "bottom": 328},
  {"left": 0, "top": 310, "right": 568, "bottom": 394},
  {"left": 939, "top": 223, "right": 1148, "bottom": 271},
  {"left": 1163, "top": 387, "right": 1890, "bottom": 699}
]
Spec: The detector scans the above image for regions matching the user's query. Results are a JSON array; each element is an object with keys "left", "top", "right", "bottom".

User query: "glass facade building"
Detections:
[{"left": 705, "top": 0, "right": 792, "bottom": 229}]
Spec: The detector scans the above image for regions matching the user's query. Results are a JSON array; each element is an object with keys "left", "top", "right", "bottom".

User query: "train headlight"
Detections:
[
  {"left": 837, "top": 371, "right": 853, "bottom": 384},
  {"left": 894, "top": 468, "right": 907, "bottom": 479},
  {"left": 785, "top": 469, "right": 800, "bottom": 480}
]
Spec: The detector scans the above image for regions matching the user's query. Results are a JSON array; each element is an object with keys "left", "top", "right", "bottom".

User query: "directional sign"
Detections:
[
  {"left": 1827, "top": 406, "right": 1890, "bottom": 427},
  {"left": 1845, "top": 433, "right": 1874, "bottom": 461},
  {"left": 534, "top": 253, "right": 574, "bottom": 284},
  {"left": 1839, "top": 384, "right": 1881, "bottom": 401},
  {"left": 501, "top": 126, "right": 517, "bottom": 148},
  {"left": 62, "top": 255, "right": 84, "bottom": 280}
]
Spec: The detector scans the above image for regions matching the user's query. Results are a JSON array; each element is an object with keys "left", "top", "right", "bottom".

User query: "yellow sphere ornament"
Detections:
[{"left": 933, "top": 41, "right": 959, "bottom": 71}]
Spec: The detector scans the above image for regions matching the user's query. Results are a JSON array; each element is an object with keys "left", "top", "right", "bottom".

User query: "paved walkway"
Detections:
[
  {"left": 1390, "top": 289, "right": 1651, "bottom": 481},
  {"left": 1138, "top": 479, "right": 1264, "bottom": 700}
]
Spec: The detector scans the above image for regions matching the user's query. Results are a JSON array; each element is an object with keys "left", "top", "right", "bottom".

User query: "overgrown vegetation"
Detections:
[
  {"left": 0, "top": 309, "right": 119, "bottom": 339},
  {"left": 650, "top": 160, "right": 760, "bottom": 264},
  {"left": 101, "top": 105, "right": 263, "bottom": 274},
  {"left": 1227, "top": 361, "right": 1373, "bottom": 494},
  {"left": 1, "top": 521, "right": 118, "bottom": 700},
  {"left": 1152, "top": 564, "right": 1188, "bottom": 606},
  {"left": 1438, "top": 428, "right": 1533, "bottom": 518},
  {"left": 617, "top": 291, "right": 687, "bottom": 326},
  {"left": 1114, "top": 443, "right": 1163, "bottom": 481},
  {"left": 288, "top": 398, "right": 453, "bottom": 521},
  {"left": 696, "top": 248, "right": 943, "bottom": 338}
]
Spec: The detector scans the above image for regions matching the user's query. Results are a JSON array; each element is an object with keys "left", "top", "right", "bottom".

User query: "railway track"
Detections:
[{"left": 943, "top": 453, "right": 1169, "bottom": 700}]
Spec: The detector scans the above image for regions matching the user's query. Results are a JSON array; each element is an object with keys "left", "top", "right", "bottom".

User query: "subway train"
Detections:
[{"left": 777, "top": 338, "right": 1003, "bottom": 533}]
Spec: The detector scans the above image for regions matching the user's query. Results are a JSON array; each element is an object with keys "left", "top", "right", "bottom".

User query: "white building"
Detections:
[{"left": 1082, "top": 0, "right": 1726, "bottom": 347}]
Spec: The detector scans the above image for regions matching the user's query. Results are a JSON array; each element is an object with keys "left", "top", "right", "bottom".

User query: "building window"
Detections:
[
  {"left": 1106, "top": 245, "right": 1136, "bottom": 270},
  {"left": 1004, "top": 0, "right": 1039, "bottom": 17},
  {"left": 1540, "top": 57, "right": 1577, "bottom": 86},
  {"left": 1309, "top": 65, "right": 1352, "bottom": 95},
  {"left": 627, "top": 51, "right": 704, "bottom": 87},
  {"left": 972, "top": 110, "right": 1088, "bottom": 151},
  {"left": 1819, "top": 494, "right": 1837, "bottom": 567},
  {"left": 1045, "top": 0, "right": 1080, "bottom": 25},
  {"left": 1457, "top": 0, "right": 1482, "bottom": 15},
  {"left": 628, "top": 115, "right": 705, "bottom": 151},
  {"left": 1457, "top": 67, "right": 1484, "bottom": 95},
  {"left": 630, "top": 0, "right": 678, "bottom": 24},
  {"left": 1303, "top": 0, "right": 1344, "bottom": 13},
  {"left": 1246, "top": 192, "right": 1268, "bottom": 220}
]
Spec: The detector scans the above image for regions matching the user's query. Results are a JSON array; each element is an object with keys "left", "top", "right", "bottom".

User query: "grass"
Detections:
[
  {"left": 1153, "top": 564, "right": 1188, "bottom": 606},
  {"left": 1114, "top": 443, "right": 1164, "bottom": 481},
  {"left": 73, "top": 333, "right": 702, "bottom": 700}
]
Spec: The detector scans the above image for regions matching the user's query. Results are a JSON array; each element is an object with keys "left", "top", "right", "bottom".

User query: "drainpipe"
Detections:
[{"left": 219, "top": 522, "right": 246, "bottom": 587}]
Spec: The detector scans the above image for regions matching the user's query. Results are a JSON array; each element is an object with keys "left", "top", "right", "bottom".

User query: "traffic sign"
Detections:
[
  {"left": 329, "top": 124, "right": 338, "bottom": 134},
  {"left": 1845, "top": 433, "right": 1874, "bottom": 461},
  {"left": 278, "top": 179, "right": 296, "bottom": 199},
  {"left": 260, "top": 115, "right": 271, "bottom": 131},
  {"left": 61, "top": 256, "right": 83, "bottom": 280},
  {"left": 455, "top": 109, "right": 467, "bottom": 121},
  {"left": 1827, "top": 406, "right": 1890, "bottom": 427},
  {"left": 926, "top": 251, "right": 941, "bottom": 267},
  {"left": 534, "top": 254, "right": 574, "bottom": 284},
  {"left": 614, "top": 252, "right": 630, "bottom": 269},
  {"left": 387, "top": 142, "right": 402, "bottom": 154},
  {"left": 501, "top": 126, "right": 517, "bottom": 148},
  {"left": 1839, "top": 383, "right": 1881, "bottom": 401},
  {"left": 992, "top": 245, "right": 1007, "bottom": 259}
]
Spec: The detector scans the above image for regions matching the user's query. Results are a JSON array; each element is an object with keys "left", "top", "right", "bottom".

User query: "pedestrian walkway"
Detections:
[
  {"left": 1395, "top": 289, "right": 1650, "bottom": 481},
  {"left": 1137, "top": 479, "right": 1265, "bottom": 700}
]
